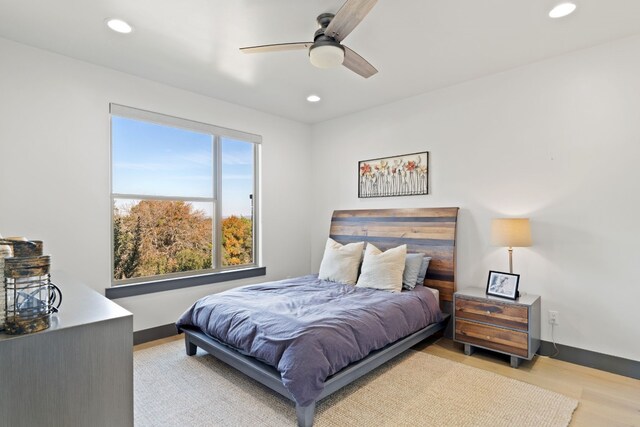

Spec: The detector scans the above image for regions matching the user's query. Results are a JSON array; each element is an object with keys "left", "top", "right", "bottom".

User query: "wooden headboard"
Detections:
[{"left": 329, "top": 207, "right": 459, "bottom": 303}]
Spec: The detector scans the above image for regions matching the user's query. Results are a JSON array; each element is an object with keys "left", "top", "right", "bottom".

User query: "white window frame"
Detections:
[{"left": 109, "top": 104, "right": 261, "bottom": 287}]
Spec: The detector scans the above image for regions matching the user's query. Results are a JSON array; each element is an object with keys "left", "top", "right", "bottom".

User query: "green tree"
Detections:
[
  {"left": 122, "top": 217, "right": 142, "bottom": 277},
  {"left": 113, "top": 215, "right": 125, "bottom": 279},
  {"left": 113, "top": 213, "right": 142, "bottom": 280},
  {"left": 113, "top": 201, "right": 212, "bottom": 280},
  {"left": 222, "top": 215, "right": 253, "bottom": 266},
  {"left": 113, "top": 201, "right": 253, "bottom": 279}
]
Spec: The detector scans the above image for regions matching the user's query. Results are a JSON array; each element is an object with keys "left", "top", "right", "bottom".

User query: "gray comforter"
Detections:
[{"left": 176, "top": 274, "right": 442, "bottom": 406}]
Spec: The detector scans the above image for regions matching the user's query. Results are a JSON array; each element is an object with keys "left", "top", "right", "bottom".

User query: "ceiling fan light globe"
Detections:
[{"left": 309, "top": 45, "right": 345, "bottom": 69}]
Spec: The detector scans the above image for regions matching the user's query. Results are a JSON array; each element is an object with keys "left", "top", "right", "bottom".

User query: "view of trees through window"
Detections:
[{"left": 111, "top": 110, "right": 256, "bottom": 282}]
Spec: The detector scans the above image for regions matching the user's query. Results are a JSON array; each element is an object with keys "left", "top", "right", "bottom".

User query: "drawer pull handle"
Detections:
[
  {"left": 486, "top": 311, "right": 491, "bottom": 315},
  {"left": 486, "top": 336, "right": 491, "bottom": 340}
]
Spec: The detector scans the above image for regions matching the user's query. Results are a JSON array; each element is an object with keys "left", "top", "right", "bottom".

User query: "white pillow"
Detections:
[
  {"left": 318, "top": 238, "right": 365, "bottom": 285},
  {"left": 356, "top": 243, "right": 407, "bottom": 293}
]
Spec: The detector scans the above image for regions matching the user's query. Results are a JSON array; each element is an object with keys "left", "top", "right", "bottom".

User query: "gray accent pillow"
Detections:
[
  {"left": 402, "top": 253, "right": 424, "bottom": 290},
  {"left": 415, "top": 256, "right": 432, "bottom": 287}
]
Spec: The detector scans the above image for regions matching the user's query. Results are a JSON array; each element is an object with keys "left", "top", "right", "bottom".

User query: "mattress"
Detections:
[{"left": 426, "top": 286, "right": 439, "bottom": 300}]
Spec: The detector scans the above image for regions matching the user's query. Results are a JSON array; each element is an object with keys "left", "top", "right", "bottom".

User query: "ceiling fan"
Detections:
[{"left": 240, "top": 0, "right": 378, "bottom": 78}]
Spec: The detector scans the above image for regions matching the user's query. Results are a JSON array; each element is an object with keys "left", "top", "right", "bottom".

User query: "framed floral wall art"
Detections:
[{"left": 358, "top": 152, "right": 429, "bottom": 198}]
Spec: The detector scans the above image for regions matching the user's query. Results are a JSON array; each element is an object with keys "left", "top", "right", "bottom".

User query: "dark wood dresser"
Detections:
[{"left": 454, "top": 287, "right": 540, "bottom": 368}]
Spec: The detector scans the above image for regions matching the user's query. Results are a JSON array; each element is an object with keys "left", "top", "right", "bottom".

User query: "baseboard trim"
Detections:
[
  {"left": 134, "top": 323, "right": 179, "bottom": 346},
  {"left": 133, "top": 323, "right": 639, "bottom": 380},
  {"left": 539, "top": 340, "right": 639, "bottom": 380}
]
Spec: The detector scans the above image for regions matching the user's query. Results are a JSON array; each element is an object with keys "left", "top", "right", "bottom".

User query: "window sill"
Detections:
[{"left": 105, "top": 266, "right": 266, "bottom": 299}]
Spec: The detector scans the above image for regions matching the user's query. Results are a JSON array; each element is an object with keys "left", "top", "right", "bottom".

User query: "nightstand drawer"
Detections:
[
  {"left": 455, "top": 319, "right": 528, "bottom": 358},
  {"left": 455, "top": 297, "right": 528, "bottom": 330}
]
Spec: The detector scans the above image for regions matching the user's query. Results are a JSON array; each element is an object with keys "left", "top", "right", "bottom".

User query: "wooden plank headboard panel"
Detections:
[{"left": 329, "top": 207, "right": 459, "bottom": 303}]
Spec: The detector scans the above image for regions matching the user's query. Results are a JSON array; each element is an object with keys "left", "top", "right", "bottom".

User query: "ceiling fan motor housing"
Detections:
[{"left": 309, "top": 13, "right": 345, "bottom": 68}]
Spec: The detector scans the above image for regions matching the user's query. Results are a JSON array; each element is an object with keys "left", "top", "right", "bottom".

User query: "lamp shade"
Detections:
[
  {"left": 309, "top": 44, "right": 345, "bottom": 69},
  {"left": 491, "top": 218, "right": 532, "bottom": 247}
]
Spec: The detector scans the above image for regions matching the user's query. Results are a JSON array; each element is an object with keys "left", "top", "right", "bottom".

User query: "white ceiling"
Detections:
[{"left": 1, "top": 0, "right": 639, "bottom": 124}]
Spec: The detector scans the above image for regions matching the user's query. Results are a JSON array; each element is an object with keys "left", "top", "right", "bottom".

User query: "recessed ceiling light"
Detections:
[
  {"left": 106, "top": 18, "right": 133, "bottom": 34},
  {"left": 306, "top": 95, "right": 321, "bottom": 103},
  {"left": 549, "top": 3, "right": 577, "bottom": 18}
]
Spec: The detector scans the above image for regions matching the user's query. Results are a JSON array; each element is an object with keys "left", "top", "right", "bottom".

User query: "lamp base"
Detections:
[{"left": 508, "top": 247, "right": 513, "bottom": 273}]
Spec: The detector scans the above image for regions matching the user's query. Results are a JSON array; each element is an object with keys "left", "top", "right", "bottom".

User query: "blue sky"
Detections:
[{"left": 112, "top": 117, "right": 254, "bottom": 217}]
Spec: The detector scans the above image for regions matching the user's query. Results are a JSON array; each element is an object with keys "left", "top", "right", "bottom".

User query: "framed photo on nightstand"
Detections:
[{"left": 486, "top": 271, "right": 520, "bottom": 300}]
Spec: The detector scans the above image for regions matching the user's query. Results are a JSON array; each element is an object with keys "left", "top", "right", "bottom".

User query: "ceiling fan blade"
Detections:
[
  {"left": 240, "top": 42, "right": 313, "bottom": 54},
  {"left": 324, "top": 0, "right": 378, "bottom": 42},
  {"left": 342, "top": 46, "right": 377, "bottom": 78}
]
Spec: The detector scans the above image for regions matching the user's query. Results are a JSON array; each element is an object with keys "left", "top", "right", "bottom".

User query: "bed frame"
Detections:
[{"left": 182, "top": 207, "right": 459, "bottom": 426}]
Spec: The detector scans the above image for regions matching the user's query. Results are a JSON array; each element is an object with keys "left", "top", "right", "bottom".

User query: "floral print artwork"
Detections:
[{"left": 358, "top": 152, "right": 429, "bottom": 198}]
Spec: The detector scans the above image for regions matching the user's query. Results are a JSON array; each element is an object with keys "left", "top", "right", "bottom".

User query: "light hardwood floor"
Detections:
[{"left": 136, "top": 336, "right": 640, "bottom": 427}]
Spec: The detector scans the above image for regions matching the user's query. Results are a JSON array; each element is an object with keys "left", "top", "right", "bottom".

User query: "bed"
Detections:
[{"left": 177, "top": 207, "right": 459, "bottom": 426}]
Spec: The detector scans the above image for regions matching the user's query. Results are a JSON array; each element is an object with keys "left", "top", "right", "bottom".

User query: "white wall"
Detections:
[
  {"left": 2, "top": 33, "right": 639, "bottom": 362},
  {"left": 0, "top": 38, "right": 312, "bottom": 331},
  {"left": 310, "top": 36, "right": 640, "bottom": 362}
]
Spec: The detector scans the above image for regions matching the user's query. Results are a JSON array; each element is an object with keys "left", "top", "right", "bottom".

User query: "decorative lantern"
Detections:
[
  {"left": 4, "top": 239, "right": 43, "bottom": 257},
  {"left": 0, "top": 241, "right": 12, "bottom": 331},
  {"left": 3, "top": 251, "right": 62, "bottom": 335}
]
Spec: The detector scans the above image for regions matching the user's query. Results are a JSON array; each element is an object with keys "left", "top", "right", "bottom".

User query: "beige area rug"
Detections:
[{"left": 135, "top": 339, "right": 578, "bottom": 426}]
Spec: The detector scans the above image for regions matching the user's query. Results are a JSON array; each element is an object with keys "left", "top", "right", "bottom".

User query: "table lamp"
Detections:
[{"left": 491, "top": 218, "right": 532, "bottom": 273}]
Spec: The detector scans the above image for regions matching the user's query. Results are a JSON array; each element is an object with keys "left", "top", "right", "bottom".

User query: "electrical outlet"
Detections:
[{"left": 549, "top": 310, "right": 559, "bottom": 325}]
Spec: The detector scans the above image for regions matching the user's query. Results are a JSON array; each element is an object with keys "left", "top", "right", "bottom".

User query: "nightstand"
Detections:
[{"left": 454, "top": 287, "right": 540, "bottom": 368}]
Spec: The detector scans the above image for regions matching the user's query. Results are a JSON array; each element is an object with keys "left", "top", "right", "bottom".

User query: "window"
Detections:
[{"left": 110, "top": 104, "right": 260, "bottom": 286}]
